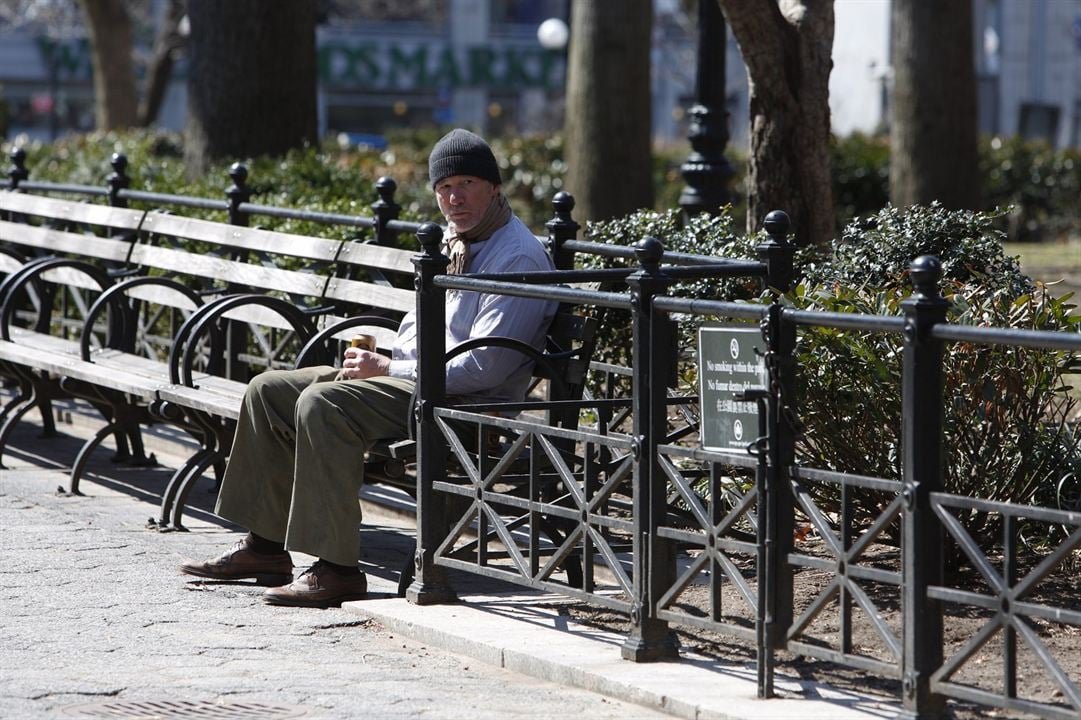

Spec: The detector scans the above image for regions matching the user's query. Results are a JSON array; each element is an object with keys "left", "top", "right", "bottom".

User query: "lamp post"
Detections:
[{"left": 679, "top": 0, "right": 734, "bottom": 218}]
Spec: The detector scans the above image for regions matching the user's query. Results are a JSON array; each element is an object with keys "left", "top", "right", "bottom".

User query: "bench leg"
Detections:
[
  {"left": 124, "top": 425, "right": 157, "bottom": 467},
  {"left": 157, "top": 413, "right": 232, "bottom": 532},
  {"left": 0, "top": 375, "right": 31, "bottom": 434},
  {"left": 37, "top": 396, "right": 57, "bottom": 437},
  {"left": 0, "top": 370, "right": 61, "bottom": 467},
  {"left": 67, "top": 421, "right": 119, "bottom": 496},
  {"left": 157, "top": 445, "right": 217, "bottom": 531},
  {"left": 168, "top": 448, "right": 223, "bottom": 531}
]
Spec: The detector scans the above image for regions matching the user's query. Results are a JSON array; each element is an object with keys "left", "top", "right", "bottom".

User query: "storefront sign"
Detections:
[{"left": 319, "top": 40, "right": 564, "bottom": 91}]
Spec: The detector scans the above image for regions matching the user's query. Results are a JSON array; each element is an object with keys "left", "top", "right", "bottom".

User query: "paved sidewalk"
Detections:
[{"left": 0, "top": 398, "right": 901, "bottom": 719}]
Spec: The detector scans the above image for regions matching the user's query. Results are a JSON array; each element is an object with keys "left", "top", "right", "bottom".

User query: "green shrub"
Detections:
[
  {"left": 827, "top": 131, "right": 1081, "bottom": 242},
  {"left": 794, "top": 204, "right": 1080, "bottom": 550},
  {"left": 980, "top": 135, "right": 1081, "bottom": 243},
  {"left": 582, "top": 203, "right": 1080, "bottom": 552},
  {"left": 830, "top": 132, "right": 890, "bottom": 230},
  {"left": 576, "top": 207, "right": 771, "bottom": 372}
]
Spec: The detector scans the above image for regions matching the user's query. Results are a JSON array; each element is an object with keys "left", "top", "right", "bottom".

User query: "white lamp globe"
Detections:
[{"left": 537, "top": 17, "right": 569, "bottom": 50}]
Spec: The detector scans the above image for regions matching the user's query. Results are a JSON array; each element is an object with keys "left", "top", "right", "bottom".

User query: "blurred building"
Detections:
[
  {"left": 0, "top": 0, "right": 1077, "bottom": 149},
  {"left": 0, "top": 0, "right": 571, "bottom": 143},
  {"left": 832, "top": 0, "right": 1081, "bottom": 148}
]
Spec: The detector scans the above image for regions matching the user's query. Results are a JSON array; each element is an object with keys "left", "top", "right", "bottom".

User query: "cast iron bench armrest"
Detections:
[
  {"left": 168, "top": 293, "right": 319, "bottom": 387},
  {"left": 79, "top": 276, "right": 205, "bottom": 362},
  {"left": 293, "top": 314, "right": 401, "bottom": 369},
  {"left": 0, "top": 257, "right": 114, "bottom": 341}
]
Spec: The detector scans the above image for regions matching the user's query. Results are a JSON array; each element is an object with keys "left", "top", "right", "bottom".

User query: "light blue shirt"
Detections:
[{"left": 388, "top": 216, "right": 558, "bottom": 403}]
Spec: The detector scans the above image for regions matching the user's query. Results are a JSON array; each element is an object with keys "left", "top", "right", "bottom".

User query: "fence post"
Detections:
[
  {"left": 107, "top": 153, "right": 130, "bottom": 208},
  {"left": 545, "top": 191, "right": 579, "bottom": 271},
  {"left": 406, "top": 221, "right": 457, "bottom": 605},
  {"left": 621, "top": 236, "right": 679, "bottom": 662},
  {"left": 225, "top": 162, "right": 250, "bottom": 228},
  {"left": 900, "top": 255, "right": 948, "bottom": 720},
  {"left": 754, "top": 210, "right": 796, "bottom": 696},
  {"left": 223, "top": 163, "right": 251, "bottom": 381},
  {"left": 759, "top": 210, "right": 794, "bottom": 294},
  {"left": 371, "top": 176, "right": 401, "bottom": 247},
  {"left": 7, "top": 147, "right": 28, "bottom": 191}
]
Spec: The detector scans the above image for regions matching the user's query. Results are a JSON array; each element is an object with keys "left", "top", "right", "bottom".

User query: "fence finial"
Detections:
[
  {"left": 375, "top": 176, "right": 398, "bottom": 205},
  {"left": 226, "top": 163, "right": 250, "bottom": 226},
  {"left": 763, "top": 210, "right": 791, "bottom": 245},
  {"left": 108, "top": 153, "right": 130, "bottom": 207},
  {"left": 546, "top": 191, "right": 579, "bottom": 271},
  {"left": 634, "top": 236, "right": 664, "bottom": 273},
  {"left": 372, "top": 177, "right": 401, "bottom": 247},
  {"left": 8, "top": 147, "right": 28, "bottom": 189},
  {"left": 416, "top": 222, "right": 443, "bottom": 256},
  {"left": 909, "top": 255, "right": 943, "bottom": 301}
]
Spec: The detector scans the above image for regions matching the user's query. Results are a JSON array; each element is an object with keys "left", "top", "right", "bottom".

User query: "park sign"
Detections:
[{"left": 698, "top": 324, "right": 767, "bottom": 454}]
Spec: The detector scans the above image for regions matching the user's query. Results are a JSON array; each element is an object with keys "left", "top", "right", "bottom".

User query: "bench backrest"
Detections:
[
  {"left": 133, "top": 212, "right": 344, "bottom": 299},
  {"left": 322, "top": 241, "right": 416, "bottom": 315},
  {"left": 0, "top": 191, "right": 145, "bottom": 273}
]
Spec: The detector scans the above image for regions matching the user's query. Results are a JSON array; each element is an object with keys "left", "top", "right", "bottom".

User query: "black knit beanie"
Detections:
[{"left": 428, "top": 128, "right": 502, "bottom": 188}]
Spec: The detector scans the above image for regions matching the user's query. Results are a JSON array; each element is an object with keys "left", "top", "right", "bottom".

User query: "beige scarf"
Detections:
[{"left": 445, "top": 192, "right": 512, "bottom": 275}]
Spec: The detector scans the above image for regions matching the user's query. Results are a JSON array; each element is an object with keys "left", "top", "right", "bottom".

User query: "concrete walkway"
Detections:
[{"left": 0, "top": 396, "right": 901, "bottom": 719}]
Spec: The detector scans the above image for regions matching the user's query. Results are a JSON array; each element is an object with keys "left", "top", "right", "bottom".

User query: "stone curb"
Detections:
[{"left": 343, "top": 579, "right": 899, "bottom": 720}]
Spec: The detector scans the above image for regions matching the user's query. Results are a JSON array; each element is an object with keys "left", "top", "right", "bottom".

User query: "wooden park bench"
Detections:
[
  {"left": 0, "top": 201, "right": 416, "bottom": 530},
  {"left": 0, "top": 192, "right": 600, "bottom": 576},
  {"left": 0, "top": 180, "right": 606, "bottom": 608},
  {"left": 0, "top": 190, "right": 147, "bottom": 446}
]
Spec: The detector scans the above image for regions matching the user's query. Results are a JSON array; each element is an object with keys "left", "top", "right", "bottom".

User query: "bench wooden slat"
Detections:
[
  {"left": 2, "top": 326, "right": 81, "bottom": 354},
  {"left": 124, "top": 284, "right": 202, "bottom": 309},
  {"left": 156, "top": 375, "right": 246, "bottom": 418},
  {"left": 38, "top": 265, "right": 110, "bottom": 291},
  {"left": 0, "top": 336, "right": 164, "bottom": 398},
  {"left": 0, "top": 253, "right": 24, "bottom": 274},
  {"left": 0, "top": 220, "right": 133, "bottom": 263},
  {"left": 323, "top": 277, "right": 414, "bottom": 313},
  {"left": 140, "top": 212, "right": 343, "bottom": 262},
  {"left": 336, "top": 242, "right": 416, "bottom": 273},
  {"left": 220, "top": 303, "right": 308, "bottom": 331},
  {"left": 0, "top": 191, "right": 146, "bottom": 230},
  {"left": 128, "top": 243, "right": 329, "bottom": 297}
]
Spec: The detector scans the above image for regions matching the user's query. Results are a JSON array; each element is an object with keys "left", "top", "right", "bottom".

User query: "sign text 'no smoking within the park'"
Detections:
[{"left": 698, "top": 325, "right": 767, "bottom": 454}]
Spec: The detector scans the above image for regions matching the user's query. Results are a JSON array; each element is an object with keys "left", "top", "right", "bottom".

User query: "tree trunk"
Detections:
[
  {"left": 138, "top": 0, "right": 187, "bottom": 127},
  {"left": 78, "top": 0, "right": 138, "bottom": 130},
  {"left": 185, "top": 0, "right": 318, "bottom": 176},
  {"left": 890, "top": 0, "right": 979, "bottom": 210},
  {"left": 564, "top": 0, "right": 653, "bottom": 224},
  {"left": 719, "top": 0, "right": 835, "bottom": 249}
]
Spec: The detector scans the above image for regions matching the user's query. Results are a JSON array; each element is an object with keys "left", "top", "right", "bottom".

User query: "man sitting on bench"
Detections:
[{"left": 179, "top": 129, "right": 558, "bottom": 608}]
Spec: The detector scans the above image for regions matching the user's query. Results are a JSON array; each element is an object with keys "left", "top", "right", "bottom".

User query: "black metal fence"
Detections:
[{"left": 403, "top": 211, "right": 1081, "bottom": 719}]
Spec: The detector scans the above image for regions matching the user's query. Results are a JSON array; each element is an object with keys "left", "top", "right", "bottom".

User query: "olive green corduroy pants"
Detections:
[{"left": 214, "top": 366, "right": 414, "bottom": 566}]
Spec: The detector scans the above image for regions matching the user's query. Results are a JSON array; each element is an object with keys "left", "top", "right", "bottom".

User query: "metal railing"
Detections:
[{"left": 403, "top": 209, "right": 1081, "bottom": 719}]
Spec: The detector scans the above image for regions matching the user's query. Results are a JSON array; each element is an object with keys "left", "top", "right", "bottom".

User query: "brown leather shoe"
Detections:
[
  {"left": 179, "top": 539, "right": 293, "bottom": 586},
  {"left": 263, "top": 561, "right": 367, "bottom": 608}
]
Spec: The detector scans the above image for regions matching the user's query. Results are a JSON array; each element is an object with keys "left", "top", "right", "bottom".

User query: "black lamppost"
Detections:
[{"left": 679, "top": 0, "right": 734, "bottom": 217}]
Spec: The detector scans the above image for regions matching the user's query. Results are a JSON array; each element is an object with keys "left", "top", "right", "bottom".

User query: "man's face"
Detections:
[{"left": 435, "top": 175, "right": 499, "bottom": 234}]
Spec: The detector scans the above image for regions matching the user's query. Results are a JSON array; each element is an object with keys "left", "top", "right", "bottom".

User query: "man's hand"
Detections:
[{"left": 340, "top": 347, "right": 390, "bottom": 380}]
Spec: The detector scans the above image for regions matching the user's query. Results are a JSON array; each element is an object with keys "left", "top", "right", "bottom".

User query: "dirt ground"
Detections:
[{"left": 562, "top": 538, "right": 1081, "bottom": 720}]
